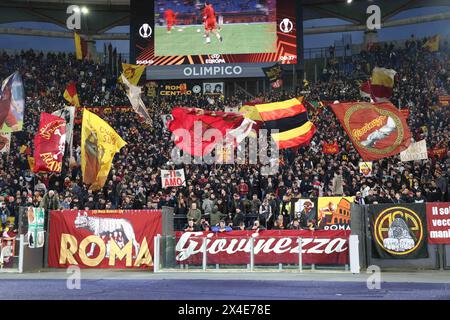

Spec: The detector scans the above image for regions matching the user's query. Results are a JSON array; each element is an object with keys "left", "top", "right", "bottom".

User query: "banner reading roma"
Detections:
[
  {"left": 369, "top": 204, "right": 428, "bottom": 259},
  {"left": 33, "top": 113, "right": 66, "bottom": 173},
  {"left": 330, "top": 102, "right": 411, "bottom": 161},
  {"left": 175, "top": 230, "right": 349, "bottom": 265},
  {"left": 317, "top": 197, "right": 354, "bottom": 231},
  {"left": 48, "top": 210, "right": 162, "bottom": 269},
  {"left": 426, "top": 203, "right": 450, "bottom": 244}
]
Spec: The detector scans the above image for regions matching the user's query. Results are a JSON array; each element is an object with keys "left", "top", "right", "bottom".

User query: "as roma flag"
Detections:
[
  {"left": 330, "top": 102, "right": 411, "bottom": 161},
  {"left": 322, "top": 141, "right": 339, "bottom": 154},
  {"left": 33, "top": 113, "right": 66, "bottom": 173},
  {"left": 169, "top": 108, "right": 244, "bottom": 157}
]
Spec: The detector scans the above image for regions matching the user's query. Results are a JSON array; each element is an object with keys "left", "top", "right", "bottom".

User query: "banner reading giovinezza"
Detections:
[
  {"left": 369, "top": 204, "right": 428, "bottom": 259},
  {"left": 175, "top": 230, "right": 349, "bottom": 265},
  {"left": 48, "top": 210, "right": 162, "bottom": 269},
  {"left": 426, "top": 203, "right": 450, "bottom": 244}
]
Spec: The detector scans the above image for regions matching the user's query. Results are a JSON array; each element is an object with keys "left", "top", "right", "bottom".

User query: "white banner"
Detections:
[
  {"left": 203, "top": 82, "right": 224, "bottom": 96},
  {"left": 400, "top": 140, "right": 428, "bottom": 162},
  {"left": 161, "top": 169, "right": 186, "bottom": 188},
  {"left": 359, "top": 161, "right": 373, "bottom": 177},
  {"left": 224, "top": 106, "right": 239, "bottom": 113}
]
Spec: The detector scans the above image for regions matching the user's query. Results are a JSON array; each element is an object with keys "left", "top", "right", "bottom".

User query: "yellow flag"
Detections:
[
  {"left": 81, "top": 109, "right": 126, "bottom": 190},
  {"left": 119, "top": 63, "right": 146, "bottom": 85},
  {"left": 423, "top": 35, "right": 440, "bottom": 52},
  {"left": 239, "top": 105, "right": 263, "bottom": 121},
  {"left": 27, "top": 156, "right": 35, "bottom": 171}
]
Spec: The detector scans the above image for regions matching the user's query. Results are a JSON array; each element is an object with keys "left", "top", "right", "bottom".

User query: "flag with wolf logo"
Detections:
[
  {"left": 369, "top": 204, "right": 428, "bottom": 259},
  {"left": 48, "top": 210, "right": 162, "bottom": 269}
]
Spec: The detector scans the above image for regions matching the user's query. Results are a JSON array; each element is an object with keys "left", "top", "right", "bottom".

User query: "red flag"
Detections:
[
  {"left": 63, "top": 82, "right": 80, "bottom": 108},
  {"left": 330, "top": 102, "right": 411, "bottom": 161},
  {"left": 33, "top": 113, "right": 66, "bottom": 173},
  {"left": 169, "top": 108, "right": 244, "bottom": 157},
  {"left": 322, "top": 141, "right": 339, "bottom": 154}
]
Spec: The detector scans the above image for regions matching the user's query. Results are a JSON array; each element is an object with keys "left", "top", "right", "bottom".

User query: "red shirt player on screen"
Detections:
[
  {"left": 164, "top": 8, "right": 177, "bottom": 33},
  {"left": 202, "top": 1, "right": 222, "bottom": 44}
]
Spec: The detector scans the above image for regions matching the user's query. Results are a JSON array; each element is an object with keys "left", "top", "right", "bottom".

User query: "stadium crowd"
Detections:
[{"left": 0, "top": 35, "right": 449, "bottom": 233}]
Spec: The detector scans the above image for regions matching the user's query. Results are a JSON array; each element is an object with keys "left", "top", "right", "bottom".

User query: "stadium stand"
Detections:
[{"left": 0, "top": 36, "right": 448, "bottom": 234}]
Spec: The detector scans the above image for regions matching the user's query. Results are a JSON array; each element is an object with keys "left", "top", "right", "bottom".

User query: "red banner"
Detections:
[
  {"left": 330, "top": 102, "right": 411, "bottom": 161},
  {"left": 33, "top": 113, "right": 66, "bottom": 173},
  {"left": 426, "top": 203, "right": 450, "bottom": 244},
  {"left": 428, "top": 147, "right": 447, "bottom": 160},
  {"left": 322, "top": 141, "right": 339, "bottom": 154},
  {"left": 175, "top": 230, "right": 349, "bottom": 265},
  {"left": 48, "top": 210, "right": 162, "bottom": 269}
]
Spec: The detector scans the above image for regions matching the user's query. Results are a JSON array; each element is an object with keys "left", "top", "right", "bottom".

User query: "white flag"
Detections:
[
  {"left": 121, "top": 74, "right": 152, "bottom": 124},
  {"left": 52, "top": 106, "right": 75, "bottom": 147}
]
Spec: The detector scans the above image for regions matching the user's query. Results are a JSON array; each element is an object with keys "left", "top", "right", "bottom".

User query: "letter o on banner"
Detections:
[
  {"left": 233, "top": 66, "right": 243, "bottom": 75},
  {"left": 183, "top": 67, "right": 192, "bottom": 77},
  {"left": 79, "top": 236, "right": 106, "bottom": 267}
]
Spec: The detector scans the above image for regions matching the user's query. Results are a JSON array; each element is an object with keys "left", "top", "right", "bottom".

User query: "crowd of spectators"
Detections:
[{"left": 0, "top": 35, "right": 448, "bottom": 233}]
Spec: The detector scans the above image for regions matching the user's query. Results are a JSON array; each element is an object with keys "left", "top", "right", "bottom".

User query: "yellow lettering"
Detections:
[
  {"left": 78, "top": 235, "right": 105, "bottom": 267},
  {"left": 59, "top": 233, "right": 78, "bottom": 265},
  {"left": 108, "top": 240, "right": 133, "bottom": 267},
  {"left": 134, "top": 237, "right": 153, "bottom": 267}
]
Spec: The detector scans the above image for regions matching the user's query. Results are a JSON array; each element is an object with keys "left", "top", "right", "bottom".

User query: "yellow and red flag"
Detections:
[
  {"left": 63, "top": 82, "right": 80, "bottom": 108},
  {"left": 360, "top": 67, "right": 396, "bottom": 102},
  {"left": 81, "top": 109, "right": 126, "bottom": 190},
  {"left": 74, "top": 32, "right": 88, "bottom": 60}
]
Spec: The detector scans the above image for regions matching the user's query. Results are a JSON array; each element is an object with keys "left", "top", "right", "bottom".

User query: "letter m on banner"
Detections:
[{"left": 161, "top": 169, "right": 186, "bottom": 188}]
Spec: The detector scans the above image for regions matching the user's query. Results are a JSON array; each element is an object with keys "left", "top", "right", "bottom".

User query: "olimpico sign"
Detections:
[
  {"left": 145, "top": 63, "right": 270, "bottom": 80},
  {"left": 183, "top": 65, "right": 243, "bottom": 77}
]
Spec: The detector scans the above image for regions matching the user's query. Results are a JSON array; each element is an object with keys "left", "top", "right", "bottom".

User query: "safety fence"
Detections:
[{"left": 154, "top": 230, "right": 355, "bottom": 272}]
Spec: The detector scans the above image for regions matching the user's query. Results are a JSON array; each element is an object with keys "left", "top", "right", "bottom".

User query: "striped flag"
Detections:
[
  {"left": 360, "top": 67, "right": 396, "bottom": 102},
  {"left": 250, "top": 98, "right": 316, "bottom": 149},
  {"left": 63, "top": 82, "right": 80, "bottom": 108},
  {"left": 74, "top": 32, "right": 88, "bottom": 60}
]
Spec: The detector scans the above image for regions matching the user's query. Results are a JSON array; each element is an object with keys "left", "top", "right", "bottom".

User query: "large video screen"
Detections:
[{"left": 131, "top": 0, "right": 298, "bottom": 66}]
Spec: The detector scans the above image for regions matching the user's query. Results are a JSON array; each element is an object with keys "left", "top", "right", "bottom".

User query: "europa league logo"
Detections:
[
  {"left": 139, "top": 23, "right": 152, "bottom": 38},
  {"left": 280, "top": 18, "right": 293, "bottom": 33}
]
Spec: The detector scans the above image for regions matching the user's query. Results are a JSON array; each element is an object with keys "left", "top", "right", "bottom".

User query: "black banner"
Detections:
[
  {"left": 263, "top": 63, "right": 283, "bottom": 89},
  {"left": 369, "top": 204, "right": 428, "bottom": 259}
]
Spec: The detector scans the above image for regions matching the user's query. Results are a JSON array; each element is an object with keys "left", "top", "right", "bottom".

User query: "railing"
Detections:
[{"left": 154, "top": 232, "right": 359, "bottom": 273}]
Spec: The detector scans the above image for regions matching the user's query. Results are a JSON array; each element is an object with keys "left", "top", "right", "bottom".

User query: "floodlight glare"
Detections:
[{"left": 81, "top": 7, "right": 89, "bottom": 14}]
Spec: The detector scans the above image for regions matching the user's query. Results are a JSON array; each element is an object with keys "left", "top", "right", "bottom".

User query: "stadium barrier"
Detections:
[
  {"left": 154, "top": 230, "right": 353, "bottom": 272},
  {"left": 7, "top": 203, "right": 450, "bottom": 272}
]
